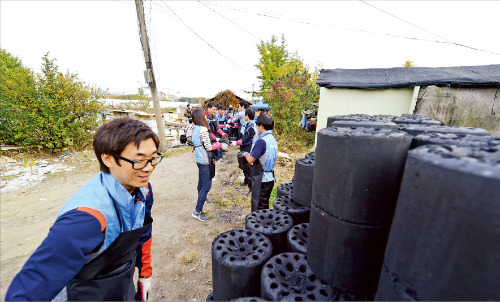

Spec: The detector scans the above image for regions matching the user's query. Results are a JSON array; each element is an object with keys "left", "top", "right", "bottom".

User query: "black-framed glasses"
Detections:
[{"left": 115, "top": 152, "right": 163, "bottom": 170}]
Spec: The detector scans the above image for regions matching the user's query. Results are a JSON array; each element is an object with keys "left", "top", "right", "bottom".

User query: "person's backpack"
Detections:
[
  {"left": 180, "top": 134, "right": 187, "bottom": 144},
  {"left": 185, "top": 124, "right": 195, "bottom": 146}
]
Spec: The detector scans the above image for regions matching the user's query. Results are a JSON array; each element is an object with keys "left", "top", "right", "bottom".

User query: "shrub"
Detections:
[{"left": 0, "top": 50, "right": 107, "bottom": 153}]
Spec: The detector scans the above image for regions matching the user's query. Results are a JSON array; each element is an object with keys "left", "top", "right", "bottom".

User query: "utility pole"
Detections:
[{"left": 135, "top": 0, "right": 167, "bottom": 152}]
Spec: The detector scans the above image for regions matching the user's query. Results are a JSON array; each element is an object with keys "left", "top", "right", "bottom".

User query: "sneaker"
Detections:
[{"left": 192, "top": 211, "right": 209, "bottom": 221}]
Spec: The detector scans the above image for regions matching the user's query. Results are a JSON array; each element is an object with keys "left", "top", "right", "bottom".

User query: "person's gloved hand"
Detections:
[
  {"left": 222, "top": 133, "right": 228, "bottom": 138},
  {"left": 221, "top": 143, "right": 229, "bottom": 151},
  {"left": 137, "top": 278, "right": 151, "bottom": 302},
  {"left": 241, "top": 152, "right": 250, "bottom": 158},
  {"left": 231, "top": 141, "right": 237, "bottom": 147},
  {"left": 216, "top": 138, "right": 220, "bottom": 142}
]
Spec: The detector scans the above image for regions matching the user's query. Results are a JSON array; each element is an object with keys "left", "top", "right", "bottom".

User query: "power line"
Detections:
[
  {"left": 359, "top": 0, "right": 500, "bottom": 56},
  {"left": 121, "top": 0, "right": 499, "bottom": 57},
  {"left": 158, "top": 1, "right": 253, "bottom": 75},
  {"left": 197, "top": 0, "right": 260, "bottom": 40},
  {"left": 205, "top": 2, "right": 441, "bottom": 41},
  {"left": 208, "top": 1, "right": 500, "bottom": 57}
]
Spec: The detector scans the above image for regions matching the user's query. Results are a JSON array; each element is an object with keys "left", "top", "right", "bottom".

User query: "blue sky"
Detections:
[{"left": 2, "top": 1, "right": 499, "bottom": 99}]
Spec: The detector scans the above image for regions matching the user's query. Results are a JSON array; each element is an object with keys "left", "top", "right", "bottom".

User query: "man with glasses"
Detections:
[{"left": 6, "top": 117, "right": 162, "bottom": 301}]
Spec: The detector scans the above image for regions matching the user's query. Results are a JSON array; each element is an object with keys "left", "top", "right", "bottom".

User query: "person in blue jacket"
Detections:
[
  {"left": 232, "top": 108, "right": 258, "bottom": 195},
  {"left": 5, "top": 117, "right": 162, "bottom": 301},
  {"left": 231, "top": 100, "right": 250, "bottom": 140},
  {"left": 205, "top": 102, "right": 228, "bottom": 161},
  {"left": 191, "top": 109, "right": 228, "bottom": 221},
  {"left": 241, "top": 113, "right": 278, "bottom": 212}
]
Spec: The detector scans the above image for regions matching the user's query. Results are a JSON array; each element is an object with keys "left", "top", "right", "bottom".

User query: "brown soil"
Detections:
[{"left": 0, "top": 146, "right": 299, "bottom": 301}]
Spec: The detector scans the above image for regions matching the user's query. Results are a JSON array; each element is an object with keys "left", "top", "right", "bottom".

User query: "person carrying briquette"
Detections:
[
  {"left": 205, "top": 102, "right": 228, "bottom": 161},
  {"left": 191, "top": 109, "right": 228, "bottom": 221},
  {"left": 215, "top": 105, "right": 227, "bottom": 124},
  {"left": 6, "top": 117, "right": 162, "bottom": 301},
  {"left": 205, "top": 102, "right": 226, "bottom": 139},
  {"left": 226, "top": 105, "right": 236, "bottom": 138},
  {"left": 215, "top": 105, "right": 229, "bottom": 137},
  {"left": 231, "top": 100, "right": 250, "bottom": 141},
  {"left": 241, "top": 113, "right": 278, "bottom": 212},
  {"left": 231, "top": 108, "right": 258, "bottom": 196}
]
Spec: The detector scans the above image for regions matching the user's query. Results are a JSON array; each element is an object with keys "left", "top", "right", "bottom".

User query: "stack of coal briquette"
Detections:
[{"left": 207, "top": 114, "right": 500, "bottom": 301}]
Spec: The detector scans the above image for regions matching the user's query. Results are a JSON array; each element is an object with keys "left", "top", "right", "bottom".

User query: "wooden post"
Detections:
[{"left": 135, "top": 0, "right": 167, "bottom": 152}]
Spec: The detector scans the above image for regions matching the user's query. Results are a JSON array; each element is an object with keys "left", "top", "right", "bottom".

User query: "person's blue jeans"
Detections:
[
  {"left": 216, "top": 148, "right": 223, "bottom": 160},
  {"left": 196, "top": 163, "right": 212, "bottom": 213}
]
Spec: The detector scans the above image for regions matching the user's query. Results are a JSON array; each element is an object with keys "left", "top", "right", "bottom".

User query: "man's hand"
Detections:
[
  {"left": 222, "top": 133, "right": 229, "bottom": 138},
  {"left": 137, "top": 278, "right": 151, "bottom": 302},
  {"left": 221, "top": 143, "right": 229, "bottom": 151},
  {"left": 231, "top": 141, "right": 237, "bottom": 147},
  {"left": 241, "top": 152, "right": 250, "bottom": 158}
]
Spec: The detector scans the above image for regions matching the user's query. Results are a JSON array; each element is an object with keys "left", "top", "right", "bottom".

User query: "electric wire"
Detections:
[
  {"left": 122, "top": 0, "right": 500, "bottom": 57},
  {"left": 197, "top": 0, "right": 260, "bottom": 40},
  {"left": 359, "top": 0, "right": 500, "bottom": 56},
  {"left": 208, "top": 1, "right": 500, "bottom": 57},
  {"left": 159, "top": 1, "right": 254, "bottom": 76},
  {"left": 205, "top": 2, "right": 451, "bottom": 43}
]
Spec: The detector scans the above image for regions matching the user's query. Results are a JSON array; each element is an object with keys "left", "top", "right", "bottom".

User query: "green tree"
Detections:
[
  {"left": 0, "top": 49, "right": 37, "bottom": 143},
  {"left": 255, "top": 36, "right": 319, "bottom": 150},
  {"left": 108, "top": 87, "right": 149, "bottom": 101},
  {"left": 137, "top": 87, "right": 149, "bottom": 100},
  {"left": 255, "top": 34, "right": 289, "bottom": 95},
  {"left": 0, "top": 50, "right": 107, "bottom": 153}
]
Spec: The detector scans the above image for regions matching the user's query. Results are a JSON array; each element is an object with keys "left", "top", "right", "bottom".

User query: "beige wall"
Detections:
[
  {"left": 314, "top": 86, "right": 419, "bottom": 147},
  {"left": 316, "top": 86, "right": 418, "bottom": 131}
]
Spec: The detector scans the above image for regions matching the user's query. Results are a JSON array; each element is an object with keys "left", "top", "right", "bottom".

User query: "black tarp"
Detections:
[{"left": 316, "top": 64, "right": 500, "bottom": 89}]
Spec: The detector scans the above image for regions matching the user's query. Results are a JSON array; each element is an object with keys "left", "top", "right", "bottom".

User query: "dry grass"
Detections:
[
  {"left": 163, "top": 145, "right": 192, "bottom": 158},
  {"left": 179, "top": 251, "right": 200, "bottom": 265},
  {"left": 182, "top": 230, "right": 195, "bottom": 242}
]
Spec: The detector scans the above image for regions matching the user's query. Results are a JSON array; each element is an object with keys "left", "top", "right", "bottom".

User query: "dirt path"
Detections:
[{"left": 1, "top": 147, "right": 297, "bottom": 301}]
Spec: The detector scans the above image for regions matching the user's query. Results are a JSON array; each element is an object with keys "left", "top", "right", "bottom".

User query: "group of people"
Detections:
[
  {"left": 5, "top": 99, "right": 278, "bottom": 300},
  {"left": 187, "top": 100, "right": 278, "bottom": 220}
]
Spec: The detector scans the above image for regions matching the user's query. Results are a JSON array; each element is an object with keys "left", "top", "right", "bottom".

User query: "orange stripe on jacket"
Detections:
[
  {"left": 77, "top": 207, "right": 106, "bottom": 232},
  {"left": 140, "top": 238, "right": 153, "bottom": 278}
]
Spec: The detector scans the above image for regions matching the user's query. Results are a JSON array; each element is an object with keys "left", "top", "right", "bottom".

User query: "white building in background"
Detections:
[
  {"left": 315, "top": 64, "right": 500, "bottom": 143},
  {"left": 101, "top": 99, "right": 196, "bottom": 117}
]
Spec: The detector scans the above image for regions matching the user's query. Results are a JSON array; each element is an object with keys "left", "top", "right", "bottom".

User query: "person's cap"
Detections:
[{"left": 251, "top": 100, "right": 271, "bottom": 110}]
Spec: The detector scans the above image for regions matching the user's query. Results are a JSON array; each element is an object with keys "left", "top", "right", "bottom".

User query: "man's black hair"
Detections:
[
  {"left": 239, "top": 100, "right": 250, "bottom": 109},
  {"left": 207, "top": 101, "right": 217, "bottom": 109},
  {"left": 256, "top": 113, "right": 274, "bottom": 131},
  {"left": 218, "top": 104, "right": 224, "bottom": 110},
  {"left": 222, "top": 106, "right": 228, "bottom": 111},
  {"left": 244, "top": 108, "right": 255, "bottom": 120},
  {"left": 93, "top": 117, "right": 159, "bottom": 173}
]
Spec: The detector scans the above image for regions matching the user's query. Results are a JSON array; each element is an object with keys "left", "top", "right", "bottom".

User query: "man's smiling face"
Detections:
[{"left": 102, "top": 138, "right": 159, "bottom": 193}]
